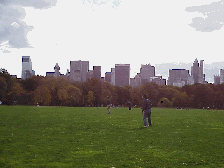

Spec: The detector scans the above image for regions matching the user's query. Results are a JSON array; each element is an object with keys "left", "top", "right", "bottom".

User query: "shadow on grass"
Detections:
[{"left": 132, "top": 126, "right": 152, "bottom": 130}]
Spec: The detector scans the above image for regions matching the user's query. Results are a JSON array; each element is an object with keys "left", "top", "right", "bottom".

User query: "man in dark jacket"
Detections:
[{"left": 142, "top": 94, "right": 152, "bottom": 127}]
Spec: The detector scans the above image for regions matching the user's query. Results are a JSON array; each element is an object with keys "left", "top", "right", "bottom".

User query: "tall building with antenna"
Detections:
[{"left": 22, "top": 56, "right": 34, "bottom": 79}]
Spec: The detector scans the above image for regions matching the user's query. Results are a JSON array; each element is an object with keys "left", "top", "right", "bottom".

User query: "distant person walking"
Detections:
[
  {"left": 142, "top": 94, "right": 152, "bottom": 127},
  {"left": 107, "top": 96, "right": 111, "bottom": 114}
]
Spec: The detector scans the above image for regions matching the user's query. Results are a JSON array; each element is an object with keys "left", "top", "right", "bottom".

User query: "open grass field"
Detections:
[{"left": 0, "top": 106, "right": 224, "bottom": 168}]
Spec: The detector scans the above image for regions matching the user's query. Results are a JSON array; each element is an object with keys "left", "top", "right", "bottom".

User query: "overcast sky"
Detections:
[{"left": 1, "top": 0, "right": 224, "bottom": 78}]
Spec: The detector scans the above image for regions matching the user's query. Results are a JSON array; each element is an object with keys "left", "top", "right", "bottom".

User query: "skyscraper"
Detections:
[
  {"left": 191, "top": 58, "right": 205, "bottom": 84},
  {"left": 140, "top": 64, "right": 155, "bottom": 79},
  {"left": 105, "top": 72, "right": 112, "bottom": 83},
  {"left": 86, "top": 70, "right": 93, "bottom": 80},
  {"left": 214, "top": 75, "right": 220, "bottom": 85},
  {"left": 46, "top": 63, "right": 61, "bottom": 78},
  {"left": 70, "top": 60, "right": 89, "bottom": 82},
  {"left": 101, "top": 77, "right": 105, "bottom": 82},
  {"left": 135, "top": 73, "right": 141, "bottom": 87},
  {"left": 220, "top": 69, "right": 224, "bottom": 84},
  {"left": 93, "top": 66, "right": 101, "bottom": 79},
  {"left": 115, "top": 64, "right": 130, "bottom": 87},
  {"left": 111, "top": 68, "right": 115, "bottom": 85},
  {"left": 22, "top": 56, "right": 33, "bottom": 80},
  {"left": 54, "top": 63, "right": 60, "bottom": 78},
  {"left": 167, "top": 69, "right": 190, "bottom": 87}
]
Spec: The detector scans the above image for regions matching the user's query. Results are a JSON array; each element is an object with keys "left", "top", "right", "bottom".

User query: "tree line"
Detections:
[{"left": 1, "top": 69, "right": 224, "bottom": 109}]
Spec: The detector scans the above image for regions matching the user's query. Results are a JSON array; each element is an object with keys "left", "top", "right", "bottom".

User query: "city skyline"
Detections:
[
  {"left": 3, "top": 56, "right": 224, "bottom": 84},
  {"left": 1, "top": 0, "right": 224, "bottom": 80}
]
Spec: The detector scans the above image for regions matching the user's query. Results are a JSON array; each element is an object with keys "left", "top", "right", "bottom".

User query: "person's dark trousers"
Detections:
[
  {"left": 143, "top": 109, "right": 152, "bottom": 126},
  {"left": 147, "top": 113, "right": 152, "bottom": 126},
  {"left": 129, "top": 107, "right": 131, "bottom": 110}
]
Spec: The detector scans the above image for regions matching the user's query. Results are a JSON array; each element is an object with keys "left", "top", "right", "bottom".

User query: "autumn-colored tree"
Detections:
[
  {"left": 157, "top": 97, "right": 173, "bottom": 108},
  {"left": 158, "top": 85, "right": 179, "bottom": 104},
  {"left": 0, "top": 69, "right": 15, "bottom": 105},
  {"left": 34, "top": 85, "right": 51, "bottom": 106},
  {"left": 0, "top": 77, "right": 6, "bottom": 103},
  {"left": 130, "top": 86, "right": 142, "bottom": 107},
  {"left": 83, "top": 78, "right": 102, "bottom": 106},
  {"left": 191, "top": 83, "right": 214, "bottom": 109},
  {"left": 87, "top": 91, "right": 95, "bottom": 106},
  {"left": 172, "top": 91, "right": 189, "bottom": 108},
  {"left": 141, "top": 82, "right": 159, "bottom": 107},
  {"left": 100, "top": 81, "right": 113, "bottom": 106}
]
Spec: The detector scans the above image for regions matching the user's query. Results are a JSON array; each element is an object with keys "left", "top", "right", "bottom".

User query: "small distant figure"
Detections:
[
  {"left": 0, "top": 101, "right": 2, "bottom": 105},
  {"left": 37, "top": 103, "right": 40, "bottom": 107},
  {"left": 142, "top": 94, "right": 152, "bottom": 127},
  {"left": 107, "top": 96, "right": 111, "bottom": 114},
  {"left": 128, "top": 101, "right": 132, "bottom": 110},
  {"left": 186, "top": 105, "right": 189, "bottom": 110}
]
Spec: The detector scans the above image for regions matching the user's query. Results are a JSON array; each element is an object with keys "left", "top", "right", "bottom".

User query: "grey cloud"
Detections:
[
  {"left": 0, "top": 0, "right": 57, "bottom": 9},
  {"left": 82, "top": 0, "right": 121, "bottom": 8},
  {"left": 0, "top": 0, "right": 57, "bottom": 50},
  {"left": 186, "top": 0, "right": 224, "bottom": 32},
  {"left": 1, "top": 49, "right": 11, "bottom": 53}
]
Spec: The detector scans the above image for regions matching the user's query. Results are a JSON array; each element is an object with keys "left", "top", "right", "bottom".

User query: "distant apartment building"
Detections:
[
  {"left": 11, "top": 75, "right": 17, "bottom": 78},
  {"left": 101, "top": 77, "right": 105, "bottom": 82},
  {"left": 191, "top": 58, "right": 205, "bottom": 84},
  {"left": 130, "top": 78, "right": 135, "bottom": 87},
  {"left": 140, "top": 64, "right": 155, "bottom": 77},
  {"left": 150, "top": 76, "right": 166, "bottom": 86},
  {"left": 54, "top": 63, "right": 60, "bottom": 78},
  {"left": 167, "top": 69, "right": 190, "bottom": 87},
  {"left": 130, "top": 64, "right": 166, "bottom": 87},
  {"left": 135, "top": 73, "right": 142, "bottom": 86},
  {"left": 214, "top": 75, "right": 220, "bottom": 85},
  {"left": 213, "top": 69, "right": 224, "bottom": 85},
  {"left": 46, "top": 72, "right": 55, "bottom": 77},
  {"left": 70, "top": 60, "right": 89, "bottom": 82},
  {"left": 93, "top": 66, "right": 101, "bottom": 79},
  {"left": 86, "top": 70, "right": 93, "bottom": 80},
  {"left": 111, "top": 68, "right": 115, "bottom": 85},
  {"left": 130, "top": 73, "right": 141, "bottom": 87},
  {"left": 46, "top": 63, "right": 61, "bottom": 78},
  {"left": 22, "top": 56, "right": 34, "bottom": 80},
  {"left": 105, "top": 72, "right": 112, "bottom": 83},
  {"left": 115, "top": 64, "right": 130, "bottom": 87},
  {"left": 220, "top": 69, "right": 224, "bottom": 84}
]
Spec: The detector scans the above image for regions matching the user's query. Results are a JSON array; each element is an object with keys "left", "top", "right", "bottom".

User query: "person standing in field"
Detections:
[
  {"left": 107, "top": 96, "right": 111, "bottom": 114},
  {"left": 128, "top": 101, "right": 132, "bottom": 110},
  {"left": 142, "top": 94, "right": 152, "bottom": 127}
]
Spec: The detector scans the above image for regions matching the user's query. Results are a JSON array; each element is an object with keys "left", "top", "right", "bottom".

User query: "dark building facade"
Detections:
[
  {"left": 115, "top": 64, "right": 130, "bottom": 87},
  {"left": 168, "top": 69, "right": 190, "bottom": 87},
  {"left": 93, "top": 66, "right": 101, "bottom": 79},
  {"left": 105, "top": 72, "right": 112, "bottom": 83}
]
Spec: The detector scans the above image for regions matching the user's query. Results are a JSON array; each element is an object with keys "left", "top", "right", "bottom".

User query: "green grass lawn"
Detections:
[{"left": 0, "top": 106, "right": 224, "bottom": 168}]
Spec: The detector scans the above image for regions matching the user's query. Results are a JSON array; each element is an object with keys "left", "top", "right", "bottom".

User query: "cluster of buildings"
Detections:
[
  {"left": 167, "top": 59, "right": 206, "bottom": 87},
  {"left": 214, "top": 69, "right": 224, "bottom": 85},
  {"left": 45, "top": 61, "right": 167, "bottom": 87},
  {"left": 20, "top": 56, "right": 224, "bottom": 87}
]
